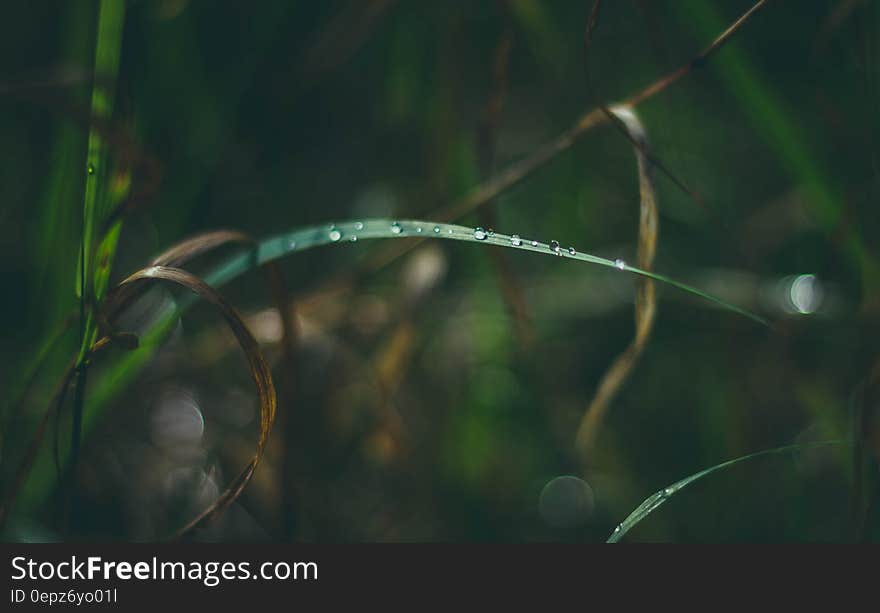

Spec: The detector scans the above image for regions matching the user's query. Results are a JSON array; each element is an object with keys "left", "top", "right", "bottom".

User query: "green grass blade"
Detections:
[
  {"left": 66, "top": 0, "right": 126, "bottom": 526},
  {"left": 16, "top": 218, "right": 767, "bottom": 513},
  {"left": 607, "top": 440, "right": 844, "bottom": 543},
  {"left": 77, "top": 0, "right": 126, "bottom": 362}
]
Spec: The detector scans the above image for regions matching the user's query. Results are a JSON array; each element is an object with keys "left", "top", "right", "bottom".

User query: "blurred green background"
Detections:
[{"left": 1, "top": 0, "right": 878, "bottom": 542}]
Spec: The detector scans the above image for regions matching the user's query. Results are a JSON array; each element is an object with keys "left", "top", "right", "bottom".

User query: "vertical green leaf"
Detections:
[{"left": 77, "top": 0, "right": 126, "bottom": 363}]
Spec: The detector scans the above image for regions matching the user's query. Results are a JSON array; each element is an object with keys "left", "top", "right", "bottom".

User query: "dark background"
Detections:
[{"left": 0, "top": 0, "right": 878, "bottom": 542}]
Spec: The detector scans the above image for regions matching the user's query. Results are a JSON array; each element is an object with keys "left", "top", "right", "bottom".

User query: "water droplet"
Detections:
[
  {"left": 390, "top": 222, "right": 402, "bottom": 235},
  {"left": 349, "top": 235, "right": 358, "bottom": 242},
  {"left": 354, "top": 222, "right": 364, "bottom": 231},
  {"left": 614, "top": 258, "right": 626, "bottom": 270},
  {"left": 614, "top": 525, "right": 621, "bottom": 533},
  {"left": 328, "top": 229, "right": 342, "bottom": 242},
  {"left": 415, "top": 226, "right": 423, "bottom": 233},
  {"left": 86, "top": 163, "right": 95, "bottom": 175},
  {"left": 288, "top": 239, "right": 297, "bottom": 250},
  {"left": 531, "top": 240, "right": 538, "bottom": 247},
  {"left": 487, "top": 228, "right": 495, "bottom": 237},
  {"left": 473, "top": 227, "right": 488, "bottom": 240},
  {"left": 663, "top": 487, "right": 673, "bottom": 496},
  {"left": 448, "top": 229, "right": 454, "bottom": 235},
  {"left": 433, "top": 226, "right": 441, "bottom": 233},
  {"left": 510, "top": 235, "right": 522, "bottom": 246},
  {"left": 549, "top": 240, "right": 561, "bottom": 255},
  {"left": 568, "top": 247, "right": 577, "bottom": 256}
]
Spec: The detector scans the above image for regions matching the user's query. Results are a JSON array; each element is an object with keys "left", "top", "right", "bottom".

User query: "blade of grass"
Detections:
[
  {"left": 4, "top": 230, "right": 289, "bottom": 527},
  {"left": 607, "top": 440, "right": 845, "bottom": 543},
  {"left": 77, "top": 0, "right": 126, "bottom": 361},
  {"left": 576, "top": 105, "right": 658, "bottom": 454},
  {"left": 66, "top": 0, "right": 126, "bottom": 533},
  {"left": 347, "top": 0, "right": 770, "bottom": 278},
  {"left": 15, "top": 0, "right": 770, "bottom": 440},
  {"left": 14, "top": 217, "right": 770, "bottom": 517}
]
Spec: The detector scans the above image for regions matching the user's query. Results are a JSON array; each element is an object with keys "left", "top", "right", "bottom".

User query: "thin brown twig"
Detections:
[
  {"left": 355, "top": 0, "right": 770, "bottom": 274},
  {"left": 599, "top": 104, "right": 706, "bottom": 209},
  {"left": 583, "top": 1, "right": 703, "bottom": 210}
]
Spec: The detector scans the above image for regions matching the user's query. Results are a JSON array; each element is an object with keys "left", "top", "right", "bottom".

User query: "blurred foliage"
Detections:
[{"left": 0, "top": 0, "right": 879, "bottom": 542}]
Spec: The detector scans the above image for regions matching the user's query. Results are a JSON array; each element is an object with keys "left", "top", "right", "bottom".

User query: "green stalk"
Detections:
[
  {"left": 68, "top": 0, "right": 126, "bottom": 525},
  {"left": 607, "top": 440, "right": 844, "bottom": 542},
  {"left": 77, "top": 0, "right": 126, "bottom": 363}
]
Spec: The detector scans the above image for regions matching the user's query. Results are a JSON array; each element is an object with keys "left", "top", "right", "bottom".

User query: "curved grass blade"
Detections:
[
  {"left": 77, "top": 0, "right": 127, "bottom": 360},
  {"left": 576, "top": 105, "right": 658, "bottom": 454},
  {"left": 104, "top": 266, "right": 276, "bottom": 539},
  {"left": 7, "top": 232, "right": 291, "bottom": 530},
  {"left": 95, "top": 218, "right": 768, "bottom": 426},
  {"left": 607, "top": 440, "right": 845, "bottom": 543},
  {"left": 17, "top": 218, "right": 768, "bottom": 517}
]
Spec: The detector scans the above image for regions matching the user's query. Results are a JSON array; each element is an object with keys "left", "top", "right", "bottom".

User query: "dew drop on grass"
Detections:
[
  {"left": 288, "top": 239, "right": 297, "bottom": 250},
  {"left": 568, "top": 247, "right": 576, "bottom": 256},
  {"left": 487, "top": 228, "right": 495, "bottom": 237},
  {"left": 531, "top": 240, "right": 538, "bottom": 247},
  {"left": 349, "top": 235, "right": 357, "bottom": 242},
  {"left": 390, "top": 222, "right": 402, "bottom": 234},
  {"left": 416, "top": 226, "right": 423, "bottom": 233},
  {"left": 329, "top": 229, "right": 342, "bottom": 242},
  {"left": 433, "top": 226, "right": 441, "bottom": 233},
  {"left": 663, "top": 487, "right": 673, "bottom": 496},
  {"left": 549, "top": 240, "right": 561, "bottom": 255},
  {"left": 354, "top": 222, "right": 364, "bottom": 231},
  {"left": 473, "top": 227, "right": 488, "bottom": 240},
  {"left": 87, "top": 163, "right": 95, "bottom": 175},
  {"left": 614, "top": 258, "right": 626, "bottom": 270},
  {"left": 510, "top": 235, "right": 522, "bottom": 246},
  {"left": 448, "top": 229, "right": 453, "bottom": 235}
]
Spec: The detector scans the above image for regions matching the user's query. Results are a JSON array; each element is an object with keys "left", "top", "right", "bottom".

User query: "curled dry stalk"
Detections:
[
  {"left": 576, "top": 105, "right": 658, "bottom": 455},
  {"left": 108, "top": 230, "right": 293, "bottom": 539},
  {"left": 3, "top": 231, "right": 290, "bottom": 538},
  {"left": 103, "top": 266, "right": 277, "bottom": 540}
]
